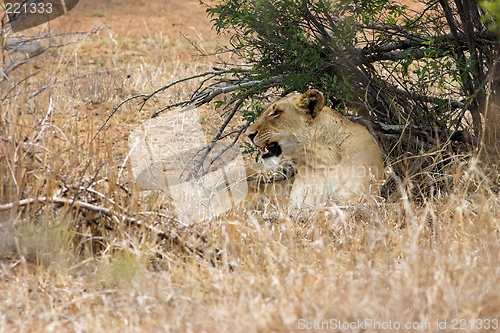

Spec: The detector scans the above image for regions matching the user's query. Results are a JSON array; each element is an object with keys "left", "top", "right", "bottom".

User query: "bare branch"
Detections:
[
  {"left": 153, "top": 75, "right": 281, "bottom": 117},
  {"left": 0, "top": 195, "right": 222, "bottom": 264},
  {"left": 183, "top": 97, "right": 247, "bottom": 179},
  {"left": 93, "top": 68, "right": 248, "bottom": 140}
]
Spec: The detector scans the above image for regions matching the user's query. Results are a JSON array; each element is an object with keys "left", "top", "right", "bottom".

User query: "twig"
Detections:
[
  {"left": 0, "top": 139, "right": 19, "bottom": 194},
  {"left": 180, "top": 32, "right": 207, "bottom": 57},
  {"left": 0, "top": 196, "right": 110, "bottom": 214},
  {"left": 181, "top": 97, "right": 247, "bottom": 180},
  {"left": 2, "top": 69, "right": 127, "bottom": 100},
  {"left": 32, "top": 98, "right": 53, "bottom": 142},
  {"left": 205, "top": 121, "right": 251, "bottom": 172}
]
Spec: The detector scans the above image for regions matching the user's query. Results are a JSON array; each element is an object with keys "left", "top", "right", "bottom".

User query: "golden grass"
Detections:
[{"left": 1, "top": 2, "right": 500, "bottom": 332}]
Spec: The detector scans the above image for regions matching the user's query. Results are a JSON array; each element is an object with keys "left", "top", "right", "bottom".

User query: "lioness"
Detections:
[{"left": 246, "top": 89, "right": 384, "bottom": 208}]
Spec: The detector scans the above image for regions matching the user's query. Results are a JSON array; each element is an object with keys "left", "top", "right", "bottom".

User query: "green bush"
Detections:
[{"left": 203, "top": 0, "right": 500, "bottom": 135}]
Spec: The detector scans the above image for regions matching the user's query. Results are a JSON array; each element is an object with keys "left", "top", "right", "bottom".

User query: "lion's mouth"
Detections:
[{"left": 261, "top": 142, "right": 282, "bottom": 159}]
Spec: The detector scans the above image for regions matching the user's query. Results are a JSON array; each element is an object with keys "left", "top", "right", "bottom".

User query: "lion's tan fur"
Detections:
[
  {"left": 246, "top": 89, "right": 384, "bottom": 208},
  {"left": 243, "top": 157, "right": 296, "bottom": 212}
]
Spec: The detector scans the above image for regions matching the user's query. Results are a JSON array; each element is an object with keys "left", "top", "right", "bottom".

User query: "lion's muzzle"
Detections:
[{"left": 247, "top": 131, "right": 282, "bottom": 159}]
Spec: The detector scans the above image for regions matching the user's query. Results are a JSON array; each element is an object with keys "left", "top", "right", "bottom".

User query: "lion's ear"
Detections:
[{"left": 295, "top": 89, "right": 325, "bottom": 118}]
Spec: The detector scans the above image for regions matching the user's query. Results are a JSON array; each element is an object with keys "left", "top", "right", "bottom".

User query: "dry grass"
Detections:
[{"left": 1, "top": 1, "right": 500, "bottom": 332}]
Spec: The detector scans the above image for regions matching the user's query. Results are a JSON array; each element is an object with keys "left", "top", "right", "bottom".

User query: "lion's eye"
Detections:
[{"left": 269, "top": 109, "right": 283, "bottom": 117}]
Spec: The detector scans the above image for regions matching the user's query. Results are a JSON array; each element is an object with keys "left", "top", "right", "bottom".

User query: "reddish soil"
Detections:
[{"left": 50, "top": 0, "right": 216, "bottom": 39}]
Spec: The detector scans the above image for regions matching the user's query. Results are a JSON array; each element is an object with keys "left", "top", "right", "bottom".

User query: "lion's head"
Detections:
[{"left": 246, "top": 89, "right": 327, "bottom": 160}]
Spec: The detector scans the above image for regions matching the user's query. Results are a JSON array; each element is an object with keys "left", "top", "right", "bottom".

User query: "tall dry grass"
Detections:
[{"left": 1, "top": 4, "right": 500, "bottom": 333}]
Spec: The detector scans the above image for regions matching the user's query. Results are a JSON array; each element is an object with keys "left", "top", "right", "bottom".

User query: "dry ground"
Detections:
[{"left": 1, "top": 1, "right": 500, "bottom": 332}]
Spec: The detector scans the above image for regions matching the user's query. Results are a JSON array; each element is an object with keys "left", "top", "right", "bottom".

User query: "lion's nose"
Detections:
[{"left": 247, "top": 131, "right": 257, "bottom": 143}]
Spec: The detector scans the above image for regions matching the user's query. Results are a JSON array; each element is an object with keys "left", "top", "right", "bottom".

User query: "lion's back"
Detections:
[{"left": 291, "top": 109, "right": 384, "bottom": 206}]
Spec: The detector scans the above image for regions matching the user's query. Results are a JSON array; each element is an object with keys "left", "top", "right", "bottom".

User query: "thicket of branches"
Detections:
[
  {"left": 110, "top": 0, "right": 500, "bottom": 196},
  {"left": 203, "top": 0, "right": 499, "bottom": 130}
]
